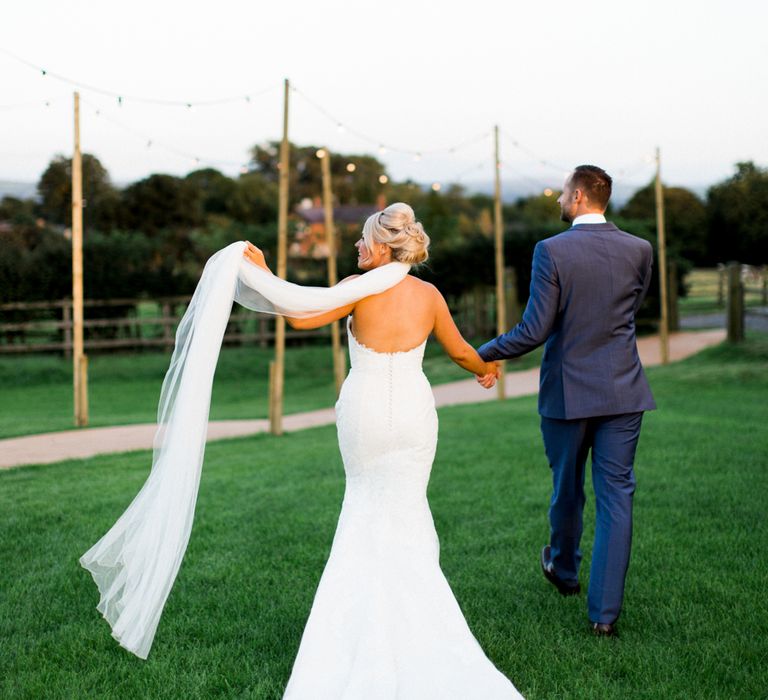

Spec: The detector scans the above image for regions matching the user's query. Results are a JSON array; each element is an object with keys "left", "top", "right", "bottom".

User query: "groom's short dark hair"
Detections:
[{"left": 571, "top": 165, "right": 612, "bottom": 209}]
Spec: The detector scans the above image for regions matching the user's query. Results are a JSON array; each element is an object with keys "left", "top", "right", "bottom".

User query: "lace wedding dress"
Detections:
[{"left": 283, "top": 319, "right": 523, "bottom": 699}]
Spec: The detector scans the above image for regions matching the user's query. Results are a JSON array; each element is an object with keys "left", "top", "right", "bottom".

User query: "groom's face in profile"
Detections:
[{"left": 558, "top": 174, "right": 578, "bottom": 223}]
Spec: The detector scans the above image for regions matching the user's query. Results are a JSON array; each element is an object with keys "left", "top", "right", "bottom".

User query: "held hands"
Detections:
[
  {"left": 476, "top": 361, "right": 500, "bottom": 389},
  {"left": 243, "top": 241, "right": 271, "bottom": 272}
]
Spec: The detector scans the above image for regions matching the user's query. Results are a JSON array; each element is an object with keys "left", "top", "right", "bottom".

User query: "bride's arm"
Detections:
[
  {"left": 431, "top": 287, "right": 499, "bottom": 386},
  {"left": 285, "top": 298, "right": 356, "bottom": 330}
]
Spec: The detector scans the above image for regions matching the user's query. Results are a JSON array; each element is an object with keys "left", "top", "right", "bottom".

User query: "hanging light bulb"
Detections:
[
  {"left": 431, "top": 182, "right": 441, "bottom": 192},
  {"left": 543, "top": 188, "right": 553, "bottom": 197},
  {"left": 413, "top": 153, "right": 422, "bottom": 162},
  {"left": 346, "top": 163, "right": 356, "bottom": 173},
  {"left": 379, "top": 175, "right": 389, "bottom": 184},
  {"left": 378, "top": 145, "right": 387, "bottom": 155},
  {"left": 316, "top": 148, "right": 327, "bottom": 159}
]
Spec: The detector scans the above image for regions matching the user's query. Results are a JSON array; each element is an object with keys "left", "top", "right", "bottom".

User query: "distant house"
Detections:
[{"left": 291, "top": 196, "right": 385, "bottom": 259}]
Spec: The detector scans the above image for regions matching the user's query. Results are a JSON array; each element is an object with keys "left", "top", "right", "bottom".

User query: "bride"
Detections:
[{"left": 80, "top": 203, "right": 524, "bottom": 699}]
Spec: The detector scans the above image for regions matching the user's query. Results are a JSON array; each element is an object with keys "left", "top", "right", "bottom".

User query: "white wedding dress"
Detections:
[
  {"left": 283, "top": 318, "right": 523, "bottom": 699},
  {"left": 79, "top": 242, "right": 523, "bottom": 698}
]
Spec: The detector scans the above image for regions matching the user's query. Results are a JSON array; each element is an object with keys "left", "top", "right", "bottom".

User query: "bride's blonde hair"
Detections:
[{"left": 362, "top": 202, "right": 430, "bottom": 265}]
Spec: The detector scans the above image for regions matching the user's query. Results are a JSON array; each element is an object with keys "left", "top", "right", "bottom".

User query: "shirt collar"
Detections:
[{"left": 572, "top": 213, "right": 607, "bottom": 226}]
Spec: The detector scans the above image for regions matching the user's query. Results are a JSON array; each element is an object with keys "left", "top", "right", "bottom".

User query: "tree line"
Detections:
[{"left": 1, "top": 143, "right": 766, "bottom": 314}]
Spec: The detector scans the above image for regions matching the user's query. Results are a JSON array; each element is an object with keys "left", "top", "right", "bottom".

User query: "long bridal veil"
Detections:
[{"left": 79, "top": 241, "right": 410, "bottom": 659}]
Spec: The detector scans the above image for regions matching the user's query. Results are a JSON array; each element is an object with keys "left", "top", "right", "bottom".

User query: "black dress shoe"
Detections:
[
  {"left": 591, "top": 622, "right": 618, "bottom": 637},
  {"left": 540, "top": 545, "right": 580, "bottom": 596}
]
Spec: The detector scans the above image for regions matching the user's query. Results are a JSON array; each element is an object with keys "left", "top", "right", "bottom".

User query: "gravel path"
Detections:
[{"left": 0, "top": 329, "right": 726, "bottom": 470}]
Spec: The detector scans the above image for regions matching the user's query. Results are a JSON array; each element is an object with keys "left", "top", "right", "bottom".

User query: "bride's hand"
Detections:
[
  {"left": 476, "top": 361, "right": 500, "bottom": 389},
  {"left": 243, "top": 241, "right": 271, "bottom": 271}
]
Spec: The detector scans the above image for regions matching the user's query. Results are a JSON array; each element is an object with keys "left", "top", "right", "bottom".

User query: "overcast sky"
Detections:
[{"left": 2, "top": 0, "right": 767, "bottom": 197}]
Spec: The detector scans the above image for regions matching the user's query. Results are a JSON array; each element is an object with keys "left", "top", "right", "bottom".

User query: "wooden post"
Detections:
[
  {"left": 654, "top": 147, "right": 670, "bottom": 365},
  {"left": 762, "top": 265, "right": 767, "bottom": 306},
  {"left": 493, "top": 126, "right": 506, "bottom": 399},
  {"left": 72, "top": 91, "right": 88, "bottom": 426},
  {"left": 668, "top": 259, "right": 679, "bottom": 332},
  {"left": 319, "top": 147, "right": 346, "bottom": 395},
  {"left": 726, "top": 262, "right": 744, "bottom": 342},
  {"left": 717, "top": 263, "right": 725, "bottom": 307},
  {"left": 270, "top": 79, "right": 290, "bottom": 436}
]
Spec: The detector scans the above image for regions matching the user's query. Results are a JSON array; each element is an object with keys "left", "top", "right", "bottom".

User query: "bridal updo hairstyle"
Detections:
[{"left": 362, "top": 202, "right": 430, "bottom": 265}]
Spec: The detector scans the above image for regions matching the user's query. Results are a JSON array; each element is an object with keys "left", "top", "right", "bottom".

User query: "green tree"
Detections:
[
  {"left": 226, "top": 173, "right": 278, "bottom": 224},
  {"left": 37, "top": 153, "right": 120, "bottom": 230},
  {"left": 621, "top": 182, "right": 707, "bottom": 263},
  {"left": 0, "top": 196, "right": 37, "bottom": 226},
  {"left": 120, "top": 174, "right": 204, "bottom": 234},
  {"left": 184, "top": 168, "right": 237, "bottom": 216},
  {"left": 249, "top": 142, "right": 387, "bottom": 206},
  {"left": 706, "top": 161, "right": 768, "bottom": 264}
]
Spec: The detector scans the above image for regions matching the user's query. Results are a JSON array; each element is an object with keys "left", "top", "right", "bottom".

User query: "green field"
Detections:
[
  {"left": 0, "top": 341, "right": 542, "bottom": 439},
  {"left": 1, "top": 335, "right": 766, "bottom": 699}
]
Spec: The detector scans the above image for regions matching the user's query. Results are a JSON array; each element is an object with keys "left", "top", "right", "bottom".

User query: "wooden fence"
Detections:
[
  {"left": 681, "top": 264, "right": 767, "bottom": 315},
  {"left": 0, "top": 290, "right": 504, "bottom": 356},
  {"left": 0, "top": 296, "right": 336, "bottom": 355},
  {"left": 8, "top": 264, "right": 760, "bottom": 356}
]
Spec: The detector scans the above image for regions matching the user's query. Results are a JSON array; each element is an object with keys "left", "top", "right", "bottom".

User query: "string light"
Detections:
[
  {"left": 83, "top": 97, "right": 247, "bottom": 169},
  {"left": 431, "top": 182, "right": 441, "bottom": 192},
  {"left": 0, "top": 47, "right": 278, "bottom": 108},
  {"left": 291, "top": 83, "right": 490, "bottom": 159},
  {"left": 315, "top": 148, "right": 327, "bottom": 159},
  {"left": 0, "top": 94, "right": 69, "bottom": 110},
  {"left": 378, "top": 175, "right": 389, "bottom": 184},
  {"left": 500, "top": 128, "right": 568, "bottom": 174},
  {"left": 2, "top": 49, "right": 656, "bottom": 187}
]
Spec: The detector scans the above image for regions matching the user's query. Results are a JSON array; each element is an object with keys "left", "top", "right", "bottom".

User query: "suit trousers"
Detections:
[{"left": 540, "top": 412, "right": 643, "bottom": 624}]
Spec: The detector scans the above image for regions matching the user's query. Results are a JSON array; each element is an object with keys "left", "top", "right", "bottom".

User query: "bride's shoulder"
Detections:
[
  {"left": 406, "top": 275, "right": 443, "bottom": 298},
  {"left": 404, "top": 274, "right": 437, "bottom": 291}
]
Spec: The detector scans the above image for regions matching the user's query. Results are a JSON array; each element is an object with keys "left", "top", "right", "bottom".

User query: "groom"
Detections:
[{"left": 477, "top": 165, "right": 656, "bottom": 636}]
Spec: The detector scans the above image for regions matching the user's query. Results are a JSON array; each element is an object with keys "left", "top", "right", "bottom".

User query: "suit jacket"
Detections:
[{"left": 478, "top": 222, "right": 657, "bottom": 420}]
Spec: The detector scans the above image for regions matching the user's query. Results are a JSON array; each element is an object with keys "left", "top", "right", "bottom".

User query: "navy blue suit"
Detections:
[{"left": 478, "top": 222, "right": 655, "bottom": 623}]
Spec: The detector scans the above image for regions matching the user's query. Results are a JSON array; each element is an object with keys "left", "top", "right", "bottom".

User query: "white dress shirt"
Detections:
[{"left": 572, "top": 213, "right": 607, "bottom": 226}]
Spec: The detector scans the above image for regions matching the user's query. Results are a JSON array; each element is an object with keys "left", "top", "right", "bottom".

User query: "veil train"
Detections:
[{"left": 79, "top": 241, "right": 410, "bottom": 659}]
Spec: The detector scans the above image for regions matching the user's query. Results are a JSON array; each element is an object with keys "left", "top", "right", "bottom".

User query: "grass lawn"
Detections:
[
  {"left": 1, "top": 336, "right": 766, "bottom": 699},
  {"left": 0, "top": 341, "right": 541, "bottom": 439}
]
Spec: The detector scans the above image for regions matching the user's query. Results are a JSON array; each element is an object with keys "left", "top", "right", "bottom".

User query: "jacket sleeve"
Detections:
[
  {"left": 477, "top": 240, "right": 560, "bottom": 361},
  {"left": 633, "top": 242, "right": 654, "bottom": 314}
]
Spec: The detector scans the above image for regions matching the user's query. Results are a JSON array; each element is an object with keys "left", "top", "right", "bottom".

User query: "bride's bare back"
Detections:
[{"left": 351, "top": 275, "right": 437, "bottom": 353}]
